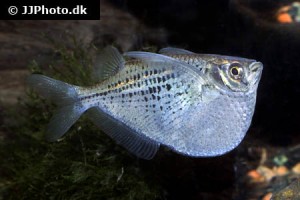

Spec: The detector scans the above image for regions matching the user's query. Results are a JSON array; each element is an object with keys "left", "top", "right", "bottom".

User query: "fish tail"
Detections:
[{"left": 27, "top": 74, "right": 87, "bottom": 141}]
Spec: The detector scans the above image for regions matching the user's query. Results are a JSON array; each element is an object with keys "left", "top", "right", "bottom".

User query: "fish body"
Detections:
[{"left": 27, "top": 47, "right": 263, "bottom": 159}]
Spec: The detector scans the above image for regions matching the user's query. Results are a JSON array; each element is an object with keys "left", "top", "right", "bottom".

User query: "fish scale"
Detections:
[
  {"left": 78, "top": 60, "right": 203, "bottom": 145},
  {"left": 27, "top": 46, "right": 263, "bottom": 159}
]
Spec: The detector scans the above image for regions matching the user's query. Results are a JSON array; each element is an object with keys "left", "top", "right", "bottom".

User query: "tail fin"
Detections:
[{"left": 27, "top": 74, "right": 87, "bottom": 141}]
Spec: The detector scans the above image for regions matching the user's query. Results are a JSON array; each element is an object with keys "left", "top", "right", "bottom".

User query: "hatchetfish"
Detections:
[{"left": 27, "top": 46, "right": 263, "bottom": 159}]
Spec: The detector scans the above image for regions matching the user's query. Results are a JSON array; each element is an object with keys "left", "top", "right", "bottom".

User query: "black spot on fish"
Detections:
[
  {"left": 141, "top": 91, "right": 145, "bottom": 95},
  {"left": 160, "top": 106, "right": 163, "bottom": 111},
  {"left": 145, "top": 71, "right": 149, "bottom": 76},
  {"left": 144, "top": 97, "right": 148, "bottom": 102},
  {"left": 154, "top": 69, "right": 158, "bottom": 74},
  {"left": 153, "top": 87, "right": 157, "bottom": 93},
  {"left": 157, "top": 96, "right": 161, "bottom": 101},
  {"left": 122, "top": 94, "right": 125, "bottom": 98},
  {"left": 175, "top": 92, "right": 183, "bottom": 97},
  {"left": 157, "top": 77, "right": 162, "bottom": 83},
  {"left": 166, "top": 84, "right": 172, "bottom": 91},
  {"left": 162, "top": 76, "right": 166, "bottom": 82},
  {"left": 152, "top": 94, "right": 156, "bottom": 100},
  {"left": 126, "top": 78, "right": 129, "bottom": 83},
  {"left": 149, "top": 87, "right": 153, "bottom": 93},
  {"left": 129, "top": 93, "right": 133, "bottom": 98},
  {"left": 157, "top": 86, "right": 161, "bottom": 93}
]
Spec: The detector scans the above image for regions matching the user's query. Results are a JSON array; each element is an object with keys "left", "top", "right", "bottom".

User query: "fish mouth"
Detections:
[{"left": 248, "top": 61, "right": 263, "bottom": 86}]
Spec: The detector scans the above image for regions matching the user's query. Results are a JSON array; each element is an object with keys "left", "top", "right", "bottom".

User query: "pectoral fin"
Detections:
[
  {"left": 159, "top": 47, "right": 195, "bottom": 55},
  {"left": 201, "top": 85, "right": 220, "bottom": 103}
]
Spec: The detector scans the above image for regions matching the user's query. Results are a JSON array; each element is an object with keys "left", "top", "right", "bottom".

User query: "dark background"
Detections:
[{"left": 0, "top": 0, "right": 299, "bottom": 199}]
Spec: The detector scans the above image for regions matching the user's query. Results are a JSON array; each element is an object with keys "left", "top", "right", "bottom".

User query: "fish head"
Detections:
[{"left": 206, "top": 56, "right": 263, "bottom": 93}]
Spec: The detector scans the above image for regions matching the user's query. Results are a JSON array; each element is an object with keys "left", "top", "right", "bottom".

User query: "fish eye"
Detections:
[{"left": 229, "top": 63, "right": 243, "bottom": 80}]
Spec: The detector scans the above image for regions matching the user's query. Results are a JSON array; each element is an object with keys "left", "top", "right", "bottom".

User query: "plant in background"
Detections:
[{"left": 0, "top": 34, "right": 162, "bottom": 200}]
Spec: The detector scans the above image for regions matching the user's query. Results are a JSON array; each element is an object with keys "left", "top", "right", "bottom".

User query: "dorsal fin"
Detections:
[
  {"left": 86, "top": 107, "right": 160, "bottom": 160},
  {"left": 124, "top": 51, "right": 178, "bottom": 62},
  {"left": 159, "top": 47, "right": 195, "bottom": 55},
  {"left": 124, "top": 51, "right": 200, "bottom": 72},
  {"left": 92, "top": 46, "right": 125, "bottom": 82}
]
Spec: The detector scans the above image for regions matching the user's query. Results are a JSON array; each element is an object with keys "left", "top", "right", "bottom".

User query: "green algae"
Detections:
[{"left": 0, "top": 35, "right": 163, "bottom": 200}]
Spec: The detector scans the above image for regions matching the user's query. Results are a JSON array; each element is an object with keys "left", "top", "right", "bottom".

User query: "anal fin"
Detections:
[{"left": 86, "top": 107, "right": 160, "bottom": 160}]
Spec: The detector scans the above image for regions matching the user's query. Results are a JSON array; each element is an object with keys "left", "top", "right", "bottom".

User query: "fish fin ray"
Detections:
[
  {"left": 87, "top": 107, "right": 160, "bottom": 159},
  {"left": 124, "top": 51, "right": 176, "bottom": 63},
  {"left": 27, "top": 74, "right": 87, "bottom": 141},
  {"left": 159, "top": 47, "right": 195, "bottom": 55},
  {"left": 200, "top": 85, "right": 220, "bottom": 103},
  {"left": 124, "top": 51, "right": 196, "bottom": 70},
  {"left": 27, "top": 74, "right": 79, "bottom": 105},
  {"left": 93, "top": 46, "right": 125, "bottom": 82},
  {"left": 46, "top": 103, "right": 86, "bottom": 141}
]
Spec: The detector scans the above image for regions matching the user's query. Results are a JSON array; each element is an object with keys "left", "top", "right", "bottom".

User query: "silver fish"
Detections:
[{"left": 27, "top": 46, "right": 263, "bottom": 159}]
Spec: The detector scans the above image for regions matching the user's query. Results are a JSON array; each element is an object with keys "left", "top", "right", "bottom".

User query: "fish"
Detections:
[{"left": 27, "top": 46, "right": 263, "bottom": 159}]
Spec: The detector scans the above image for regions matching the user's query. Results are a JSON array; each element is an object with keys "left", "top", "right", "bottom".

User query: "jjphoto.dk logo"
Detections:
[{"left": 8, "top": 5, "right": 87, "bottom": 15}]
